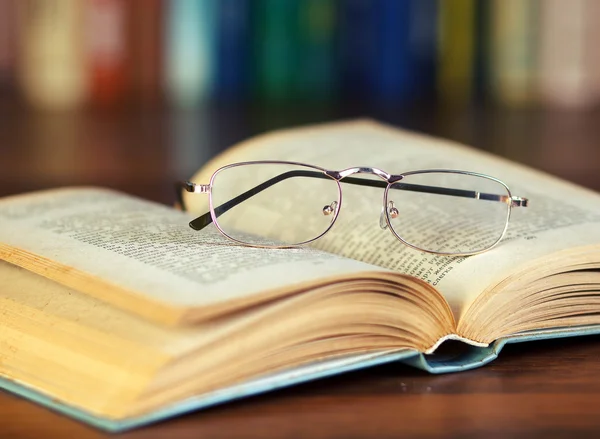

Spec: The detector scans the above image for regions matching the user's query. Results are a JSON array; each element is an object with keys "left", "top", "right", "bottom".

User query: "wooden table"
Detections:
[{"left": 1, "top": 104, "right": 600, "bottom": 438}]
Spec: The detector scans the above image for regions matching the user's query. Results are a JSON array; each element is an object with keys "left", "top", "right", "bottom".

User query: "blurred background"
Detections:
[{"left": 1, "top": 0, "right": 599, "bottom": 204}]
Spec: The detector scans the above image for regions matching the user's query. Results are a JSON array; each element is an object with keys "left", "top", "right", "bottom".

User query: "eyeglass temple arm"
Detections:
[
  {"left": 182, "top": 171, "right": 528, "bottom": 231},
  {"left": 175, "top": 181, "right": 197, "bottom": 211}
]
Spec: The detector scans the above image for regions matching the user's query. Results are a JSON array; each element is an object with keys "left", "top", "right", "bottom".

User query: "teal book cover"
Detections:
[
  {"left": 164, "top": 0, "right": 217, "bottom": 107},
  {"left": 3, "top": 326, "right": 600, "bottom": 432}
]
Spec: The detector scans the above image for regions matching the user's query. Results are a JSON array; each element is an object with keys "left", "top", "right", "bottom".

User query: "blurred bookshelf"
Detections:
[{"left": 1, "top": 0, "right": 599, "bottom": 203}]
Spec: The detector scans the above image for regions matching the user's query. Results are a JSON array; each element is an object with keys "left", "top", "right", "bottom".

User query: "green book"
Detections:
[
  {"left": 253, "top": 0, "right": 299, "bottom": 103},
  {"left": 437, "top": 0, "right": 476, "bottom": 105},
  {"left": 293, "top": 0, "right": 337, "bottom": 102}
]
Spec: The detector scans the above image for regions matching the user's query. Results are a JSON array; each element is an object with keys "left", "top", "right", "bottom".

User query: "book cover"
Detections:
[{"left": 4, "top": 325, "right": 600, "bottom": 432}]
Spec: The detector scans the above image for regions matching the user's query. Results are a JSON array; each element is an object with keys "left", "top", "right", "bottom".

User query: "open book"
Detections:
[{"left": 1, "top": 120, "right": 600, "bottom": 431}]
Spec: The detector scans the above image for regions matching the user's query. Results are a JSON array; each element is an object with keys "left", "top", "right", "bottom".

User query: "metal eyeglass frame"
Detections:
[{"left": 176, "top": 160, "right": 529, "bottom": 256}]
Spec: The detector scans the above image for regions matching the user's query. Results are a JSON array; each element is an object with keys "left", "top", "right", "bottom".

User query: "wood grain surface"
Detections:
[{"left": 1, "top": 104, "right": 600, "bottom": 438}]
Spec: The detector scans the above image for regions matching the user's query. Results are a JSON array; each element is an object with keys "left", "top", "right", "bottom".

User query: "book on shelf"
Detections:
[
  {"left": 338, "top": 0, "right": 378, "bottom": 101},
  {"left": 164, "top": 0, "right": 216, "bottom": 107},
  {"left": 337, "top": 0, "right": 438, "bottom": 104},
  {"left": 17, "top": 0, "right": 88, "bottom": 110},
  {"left": 436, "top": 0, "right": 476, "bottom": 105},
  {"left": 409, "top": 0, "right": 438, "bottom": 102},
  {"left": 85, "top": 0, "right": 129, "bottom": 107},
  {"left": 2, "top": 120, "right": 600, "bottom": 432},
  {"left": 214, "top": 0, "right": 251, "bottom": 102},
  {"left": 294, "top": 0, "right": 337, "bottom": 102},
  {"left": 0, "top": 0, "right": 17, "bottom": 92},
  {"left": 253, "top": 0, "right": 299, "bottom": 103},
  {"left": 537, "top": 0, "right": 600, "bottom": 109},
  {"left": 128, "top": 0, "right": 164, "bottom": 106},
  {"left": 367, "top": 0, "right": 413, "bottom": 104},
  {"left": 489, "top": 0, "right": 539, "bottom": 107}
]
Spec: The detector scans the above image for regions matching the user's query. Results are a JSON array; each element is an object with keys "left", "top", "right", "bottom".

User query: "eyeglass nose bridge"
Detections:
[
  {"left": 327, "top": 167, "right": 397, "bottom": 232},
  {"left": 328, "top": 166, "right": 392, "bottom": 181}
]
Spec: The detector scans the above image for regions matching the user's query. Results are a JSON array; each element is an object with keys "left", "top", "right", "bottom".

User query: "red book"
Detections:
[
  {"left": 85, "top": 0, "right": 129, "bottom": 107},
  {"left": 128, "top": 0, "right": 163, "bottom": 107}
]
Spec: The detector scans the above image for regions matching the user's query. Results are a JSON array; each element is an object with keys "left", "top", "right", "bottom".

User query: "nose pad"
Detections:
[
  {"left": 322, "top": 201, "right": 338, "bottom": 220},
  {"left": 380, "top": 201, "right": 398, "bottom": 230}
]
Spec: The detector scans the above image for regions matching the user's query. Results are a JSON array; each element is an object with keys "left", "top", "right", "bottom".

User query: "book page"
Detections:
[
  {"left": 185, "top": 120, "right": 600, "bottom": 319},
  {"left": 0, "top": 187, "right": 387, "bottom": 324}
]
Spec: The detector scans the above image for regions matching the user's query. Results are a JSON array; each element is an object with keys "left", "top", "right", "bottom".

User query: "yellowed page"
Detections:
[
  {"left": 185, "top": 120, "right": 600, "bottom": 320},
  {"left": 0, "top": 187, "right": 389, "bottom": 325}
]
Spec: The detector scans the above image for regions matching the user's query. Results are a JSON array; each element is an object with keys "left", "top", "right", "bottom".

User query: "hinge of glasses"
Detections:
[
  {"left": 184, "top": 182, "right": 210, "bottom": 194},
  {"left": 510, "top": 196, "right": 529, "bottom": 207}
]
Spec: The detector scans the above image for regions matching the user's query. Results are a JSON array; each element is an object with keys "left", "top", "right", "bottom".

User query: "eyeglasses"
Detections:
[{"left": 177, "top": 161, "right": 529, "bottom": 256}]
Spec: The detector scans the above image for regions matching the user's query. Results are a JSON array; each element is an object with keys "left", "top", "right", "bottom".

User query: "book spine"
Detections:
[
  {"left": 85, "top": 0, "right": 129, "bottom": 107},
  {"left": 17, "top": 0, "right": 87, "bottom": 110},
  {"left": 338, "top": 0, "right": 378, "bottom": 102},
  {"left": 436, "top": 0, "right": 476, "bottom": 105},
  {"left": 215, "top": 0, "right": 251, "bottom": 102},
  {"left": 489, "top": 0, "right": 539, "bottom": 107},
  {"left": 0, "top": 0, "right": 17, "bottom": 93},
  {"left": 293, "top": 0, "right": 337, "bottom": 102},
  {"left": 537, "top": 0, "right": 600, "bottom": 108},
  {"left": 369, "top": 0, "right": 413, "bottom": 104},
  {"left": 128, "top": 0, "right": 163, "bottom": 107},
  {"left": 164, "top": 0, "right": 216, "bottom": 107},
  {"left": 473, "top": 0, "right": 491, "bottom": 103},
  {"left": 253, "top": 0, "right": 299, "bottom": 103},
  {"left": 409, "top": 0, "right": 438, "bottom": 102}
]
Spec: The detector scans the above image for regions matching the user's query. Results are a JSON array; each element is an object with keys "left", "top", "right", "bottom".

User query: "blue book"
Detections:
[
  {"left": 369, "top": 0, "right": 413, "bottom": 104},
  {"left": 339, "top": 0, "right": 437, "bottom": 105},
  {"left": 2, "top": 121, "right": 600, "bottom": 433},
  {"left": 338, "top": 0, "right": 379, "bottom": 101},
  {"left": 408, "top": 0, "right": 438, "bottom": 101},
  {"left": 215, "top": 0, "right": 251, "bottom": 101}
]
